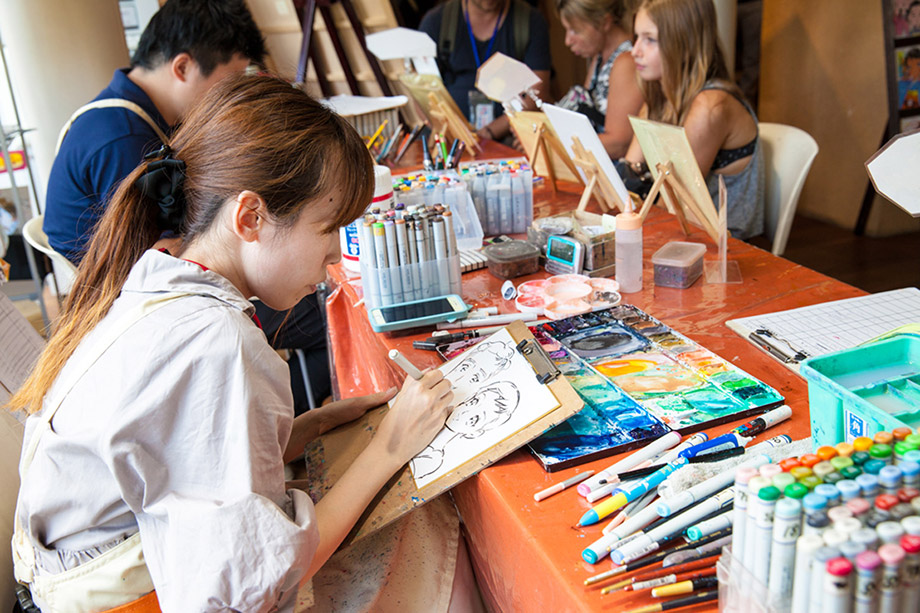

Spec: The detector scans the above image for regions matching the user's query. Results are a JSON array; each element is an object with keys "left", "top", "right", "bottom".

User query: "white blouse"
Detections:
[{"left": 16, "top": 250, "right": 318, "bottom": 612}]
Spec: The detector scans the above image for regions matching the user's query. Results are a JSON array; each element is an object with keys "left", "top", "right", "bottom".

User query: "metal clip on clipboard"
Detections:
[
  {"left": 748, "top": 328, "right": 809, "bottom": 364},
  {"left": 515, "top": 338, "right": 561, "bottom": 385}
]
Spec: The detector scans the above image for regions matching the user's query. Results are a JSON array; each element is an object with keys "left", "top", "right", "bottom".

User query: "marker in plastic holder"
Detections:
[
  {"left": 901, "top": 534, "right": 920, "bottom": 613},
  {"left": 809, "top": 546, "right": 841, "bottom": 613},
  {"left": 877, "top": 543, "right": 904, "bottom": 613},
  {"left": 732, "top": 466, "right": 758, "bottom": 565},
  {"left": 822, "top": 557, "right": 854, "bottom": 613},
  {"left": 855, "top": 550, "right": 882, "bottom": 613},
  {"left": 903, "top": 515, "right": 920, "bottom": 536},
  {"left": 837, "top": 479, "right": 862, "bottom": 502},
  {"left": 814, "top": 483, "right": 841, "bottom": 508},
  {"left": 857, "top": 473, "right": 879, "bottom": 498},
  {"left": 767, "top": 497, "right": 802, "bottom": 602},
  {"left": 901, "top": 460, "right": 920, "bottom": 488},
  {"left": 743, "top": 476, "right": 771, "bottom": 573},
  {"left": 879, "top": 465, "right": 903, "bottom": 495},
  {"left": 752, "top": 485, "right": 781, "bottom": 585},
  {"left": 579, "top": 431, "right": 682, "bottom": 497},
  {"left": 876, "top": 520, "right": 905, "bottom": 545},
  {"left": 791, "top": 534, "right": 825, "bottom": 613}
]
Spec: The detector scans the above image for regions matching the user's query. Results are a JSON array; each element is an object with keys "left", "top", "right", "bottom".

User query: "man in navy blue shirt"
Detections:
[
  {"left": 419, "top": 0, "right": 551, "bottom": 142},
  {"left": 44, "top": 0, "right": 262, "bottom": 262}
]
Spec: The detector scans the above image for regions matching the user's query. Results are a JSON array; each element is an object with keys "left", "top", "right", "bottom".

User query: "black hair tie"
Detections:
[{"left": 137, "top": 144, "right": 187, "bottom": 233}]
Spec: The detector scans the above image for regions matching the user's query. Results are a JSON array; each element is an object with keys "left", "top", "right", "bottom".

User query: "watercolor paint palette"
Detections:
[{"left": 525, "top": 305, "right": 784, "bottom": 470}]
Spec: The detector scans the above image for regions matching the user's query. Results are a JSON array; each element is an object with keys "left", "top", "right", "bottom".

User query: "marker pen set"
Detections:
[
  {"left": 458, "top": 159, "right": 534, "bottom": 236},
  {"left": 725, "top": 427, "right": 920, "bottom": 613},
  {"left": 391, "top": 172, "right": 484, "bottom": 250},
  {"left": 357, "top": 203, "right": 461, "bottom": 309}
]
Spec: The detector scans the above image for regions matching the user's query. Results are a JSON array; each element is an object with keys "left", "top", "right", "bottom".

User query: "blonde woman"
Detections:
[
  {"left": 622, "top": 0, "right": 764, "bottom": 239},
  {"left": 556, "top": 0, "right": 643, "bottom": 158}
]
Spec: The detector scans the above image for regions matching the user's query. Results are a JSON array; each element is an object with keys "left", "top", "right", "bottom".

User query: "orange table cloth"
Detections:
[{"left": 323, "top": 146, "right": 864, "bottom": 612}]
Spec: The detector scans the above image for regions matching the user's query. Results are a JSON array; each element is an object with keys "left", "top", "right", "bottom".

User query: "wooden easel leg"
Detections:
[
  {"left": 577, "top": 174, "right": 598, "bottom": 213},
  {"left": 663, "top": 179, "right": 691, "bottom": 235},
  {"left": 639, "top": 171, "right": 666, "bottom": 219}
]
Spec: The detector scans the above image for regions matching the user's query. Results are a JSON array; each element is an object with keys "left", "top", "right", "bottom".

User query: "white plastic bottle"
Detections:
[{"left": 615, "top": 207, "right": 643, "bottom": 292}]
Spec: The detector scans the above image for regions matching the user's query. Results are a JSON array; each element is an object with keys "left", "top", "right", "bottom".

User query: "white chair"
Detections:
[
  {"left": 22, "top": 216, "right": 77, "bottom": 276},
  {"left": 758, "top": 122, "right": 819, "bottom": 256}
]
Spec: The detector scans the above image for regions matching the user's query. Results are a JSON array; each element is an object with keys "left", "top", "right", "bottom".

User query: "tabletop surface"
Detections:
[{"left": 321, "top": 139, "right": 864, "bottom": 612}]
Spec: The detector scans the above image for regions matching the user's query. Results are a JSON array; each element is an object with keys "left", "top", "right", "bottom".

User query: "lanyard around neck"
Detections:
[{"left": 464, "top": 1, "right": 504, "bottom": 69}]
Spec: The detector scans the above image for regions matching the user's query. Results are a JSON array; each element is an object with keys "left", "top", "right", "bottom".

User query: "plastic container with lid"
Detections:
[
  {"left": 482, "top": 240, "right": 540, "bottom": 280},
  {"left": 651, "top": 241, "right": 706, "bottom": 289}
]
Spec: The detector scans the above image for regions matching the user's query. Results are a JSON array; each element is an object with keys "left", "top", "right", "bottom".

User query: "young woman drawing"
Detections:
[
  {"left": 622, "top": 0, "right": 764, "bottom": 239},
  {"left": 8, "top": 75, "right": 465, "bottom": 612},
  {"left": 556, "top": 0, "right": 644, "bottom": 158}
]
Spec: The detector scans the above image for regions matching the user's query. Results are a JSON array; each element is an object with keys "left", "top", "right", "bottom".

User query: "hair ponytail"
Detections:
[{"left": 7, "top": 162, "right": 164, "bottom": 414}]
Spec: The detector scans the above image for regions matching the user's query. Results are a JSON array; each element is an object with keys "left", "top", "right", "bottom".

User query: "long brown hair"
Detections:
[
  {"left": 9, "top": 74, "right": 373, "bottom": 414},
  {"left": 555, "top": 0, "right": 635, "bottom": 32},
  {"left": 636, "top": 0, "right": 740, "bottom": 125}
]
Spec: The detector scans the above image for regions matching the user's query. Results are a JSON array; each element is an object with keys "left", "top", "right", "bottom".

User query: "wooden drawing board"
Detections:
[
  {"left": 301, "top": 320, "right": 584, "bottom": 546},
  {"left": 628, "top": 116, "right": 720, "bottom": 241},
  {"left": 508, "top": 111, "right": 582, "bottom": 191}
]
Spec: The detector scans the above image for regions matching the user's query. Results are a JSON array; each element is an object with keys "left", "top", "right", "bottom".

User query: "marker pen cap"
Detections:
[
  {"left": 804, "top": 493, "right": 829, "bottom": 514},
  {"left": 582, "top": 531, "right": 619, "bottom": 564},
  {"left": 735, "top": 465, "right": 759, "bottom": 486},
  {"left": 829, "top": 456, "right": 854, "bottom": 471},
  {"left": 866, "top": 511, "right": 887, "bottom": 529},
  {"left": 869, "top": 443, "right": 893, "bottom": 464},
  {"left": 800, "top": 453, "right": 820, "bottom": 468},
  {"left": 855, "top": 549, "right": 882, "bottom": 571},
  {"left": 759, "top": 464, "right": 782, "bottom": 480},
  {"left": 824, "top": 472, "right": 845, "bottom": 485},
  {"left": 852, "top": 527, "right": 881, "bottom": 550},
  {"left": 877, "top": 543, "right": 905, "bottom": 566},
  {"left": 834, "top": 517, "right": 863, "bottom": 538},
  {"left": 846, "top": 497, "right": 871, "bottom": 521},
  {"left": 815, "top": 484, "right": 841, "bottom": 507},
  {"left": 779, "top": 457, "right": 802, "bottom": 472},
  {"left": 851, "top": 450, "right": 871, "bottom": 466},
  {"left": 800, "top": 475, "right": 823, "bottom": 490},
  {"left": 874, "top": 494, "right": 900, "bottom": 513},
  {"left": 827, "top": 505, "right": 854, "bottom": 525},
  {"left": 894, "top": 441, "right": 913, "bottom": 463},
  {"left": 835, "top": 442, "right": 855, "bottom": 458},
  {"left": 806, "top": 510, "right": 830, "bottom": 532},
  {"left": 902, "top": 515, "right": 920, "bottom": 536},
  {"left": 748, "top": 475, "right": 771, "bottom": 497},
  {"left": 904, "top": 433, "right": 920, "bottom": 450},
  {"left": 772, "top": 473, "right": 795, "bottom": 491},
  {"left": 878, "top": 465, "right": 903, "bottom": 491},
  {"left": 839, "top": 540, "right": 866, "bottom": 561},
  {"left": 892, "top": 426, "right": 913, "bottom": 441},
  {"left": 813, "top": 461, "right": 835, "bottom": 480},
  {"left": 899, "top": 460, "right": 920, "bottom": 485},
  {"left": 863, "top": 459, "right": 886, "bottom": 475},
  {"left": 901, "top": 534, "right": 920, "bottom": 554},
  {"left": 877, "top": 521, "right": 906, "bottom": 545},
  {"left": 898, "top": 486, "right": 920, "bottom": 502},
  {"left": 825, "top": 556, "right": 853, "bottom": 578},
  {"left": 816, "top": 446, "right": 838, "bottom": 462},
  {"left": 840, "top": 465, "right": 863, "bottom": 480},
  {"left": 823, "top": 529, "right": 849, "bottom": 549},
  {"left": 790, "top": 466, "right": 813, "bottom": 481},
  {"left": 853, "top": 437, "right": 874, "bottom": 452},
  {"left": 874, "top": 431, "right": 894, "bottom": 445},
  {"left": 775, "top": 497, "right": 802, "bottom": 520},
  {"left": 890, "top": 503, "right": 915, "bottom": 521},
  {"left": 836, "top": 480, "right": 861, "bottom": 501},
  {"left": 784, "top": 482, "right": 808, "bottom": 500},
  {"left": 856, "top": 473, "right": 879, "bottom": 497},
  {"left": 758, "top": 485, "right": 781, "bottom": 503}
]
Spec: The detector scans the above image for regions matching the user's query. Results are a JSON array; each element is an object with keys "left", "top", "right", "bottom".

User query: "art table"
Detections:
[{"left": 322, "top": 142, "right": 864, "bottom": 612}]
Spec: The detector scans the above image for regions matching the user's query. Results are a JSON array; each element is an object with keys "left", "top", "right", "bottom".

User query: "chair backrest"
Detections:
[
  {"left": 758, "top": 122, "right": 819, "bottom": 256},
  {"left": 22, "top": 216, "right": 77, "bottom": 276}
]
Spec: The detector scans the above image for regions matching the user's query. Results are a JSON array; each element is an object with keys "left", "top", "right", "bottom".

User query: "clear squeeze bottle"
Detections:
[{"left": 615, "top": 205, "right": 643, "bottom": 293}]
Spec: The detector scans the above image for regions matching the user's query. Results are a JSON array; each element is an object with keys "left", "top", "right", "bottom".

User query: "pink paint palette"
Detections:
[{"left": 515, "top": 275, "right": 621, "bottom": 320}]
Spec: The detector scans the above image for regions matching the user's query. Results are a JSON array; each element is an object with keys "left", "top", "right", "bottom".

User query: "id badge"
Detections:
[{"left": 468, "top": 90, "right": 494, "bottom": 129}]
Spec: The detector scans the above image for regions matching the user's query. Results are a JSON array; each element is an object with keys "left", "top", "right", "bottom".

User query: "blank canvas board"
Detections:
[
  {"left": 409, "top": 328, "right": 560, "bottom": 488},
  {"left": 542, "top": 103, "right": 631, "bottom": 206}
]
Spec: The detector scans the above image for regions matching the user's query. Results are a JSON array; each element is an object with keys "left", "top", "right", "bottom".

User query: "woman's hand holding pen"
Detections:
[{"left": 373, "top": 370, "right": 453, "bottom": 469}]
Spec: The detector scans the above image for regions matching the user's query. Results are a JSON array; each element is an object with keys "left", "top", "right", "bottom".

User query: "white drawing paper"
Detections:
[
  {"left": 410, "top": 328, "right": 559, "bottom": 488},
  {"left": 321, "top": 94, "right": 408, "bottom": 117},
  {"left": 0, "top": 293, "right": 44, "bottom": 397},
  {"left": 542, "top": 103, "right": 631, "bottom": 207},
  {"left": 866, "top": 129, "right": 920, "bottom": 217}
]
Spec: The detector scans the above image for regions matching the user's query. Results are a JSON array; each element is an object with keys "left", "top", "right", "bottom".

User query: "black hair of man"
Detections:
[
  {"left": 131, "top": 0, "right": 266, "bottom": 76},
  {"left": 907, "top": 48, "right": 920, "bottom": 62}
]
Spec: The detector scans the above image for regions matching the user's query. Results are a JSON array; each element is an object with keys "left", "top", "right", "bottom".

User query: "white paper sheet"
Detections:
[
  {"left": 320, "top": 95, "right": 408, "bottom": 117},
  {"left": 542, "top": 103, "right": 631, "bottom": 207},
  {"left": 409, "top": 328, "right": 559, "bottom": 488},
  {"left": 0, "top": 292, "right": 44, "bottom": 395}
]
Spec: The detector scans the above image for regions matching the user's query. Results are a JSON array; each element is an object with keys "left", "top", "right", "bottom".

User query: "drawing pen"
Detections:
[
  {"left": 421, "top": 133, "right": 432, "bottom": 170},
  {"left": 578, "top": 458, "right": 688, "bottom": 527},
  {"left": 619, "top": 589, "right": 718, "bottom": 613},
  {"left": 731, "top": 404, "right": 793, "bottom": 438},
  {"left": 426, "top": 330, "right": 490, "bottom": 345},
  {"left": 394, "top": 125, "right": 421, "bottom": 163},
  {"left": 590, "top": 552, "right": 720, "bottom": 590},
  {"left": 435, "top": 312, "right": 539, "bottom": 330},
  {"left": 446, "top": 138, "right": 459, "bottom": 166},
  {"left": 534, "top": 470, "right": 595, "bottom": 502},
  {"left": 661, "top": 534, "right": 732, "bottom": 567},
  {"left": 651, "top": 575, "right": 718, "bottom": 598},
  {"left": 580, "top": 432, "right": 682, "bottom": 496},
  {"left": 615, "top": 447, "right": 747, "bottom": 482},
  {"left": 678, "top": 431, "right": 752, "bottom": 460},
  {"left": 450, "top": 140, "right": 466, "bottom": 168},
  {"left": 438, "top": 133, "right": 448, "bottom": 167},
  {"left": 366, "top": 119, "right": 388, "bottom": 150},
  {"left": 388, "top": 349, "right": 423, "bottom": 380}
]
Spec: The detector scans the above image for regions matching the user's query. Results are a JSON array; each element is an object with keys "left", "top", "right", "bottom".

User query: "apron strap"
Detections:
[{"left": 56, "top": 99, "right": 168, "bottom": 155}]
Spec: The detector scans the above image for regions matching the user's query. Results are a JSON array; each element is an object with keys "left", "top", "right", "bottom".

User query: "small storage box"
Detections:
[
  {"left": 651, "top": 242, "right": 706, "bottom": 288},
  {"left": 483, "top": 240, "right": 540, "bottom": 279},
  {"left": 800, "top": 335, "right": 920, "bottom": 447}
]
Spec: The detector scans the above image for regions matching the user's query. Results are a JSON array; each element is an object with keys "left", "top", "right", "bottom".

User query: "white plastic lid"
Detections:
[{"left": 651, "top": 241, "right": 706, "bottom": 267}]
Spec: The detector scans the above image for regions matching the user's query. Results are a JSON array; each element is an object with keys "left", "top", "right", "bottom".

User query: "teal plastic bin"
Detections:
[{"left": 801, "top": 335, "right": 920, "bottom": 446}]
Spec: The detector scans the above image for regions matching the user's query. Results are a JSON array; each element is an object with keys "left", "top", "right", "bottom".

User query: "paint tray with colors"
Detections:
[{"left": 527, "top": 304, "right": 784, "bottom": 470}]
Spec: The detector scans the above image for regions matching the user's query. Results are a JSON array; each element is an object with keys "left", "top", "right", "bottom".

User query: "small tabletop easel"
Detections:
[
  {"left": 703, "top": 175, "right": 742, "bottom": 283},
  {"left": 570, "top": 136, "right": 627, "bottom": 214},
  {"left": 427, "top": 92, "right": 481, "bottom": 153},
  {"left": 526, "top": 121, "right": 582, "bottom": 194},
  {"left": 637, "top": 160, "right": 720, "bottom": 243}
]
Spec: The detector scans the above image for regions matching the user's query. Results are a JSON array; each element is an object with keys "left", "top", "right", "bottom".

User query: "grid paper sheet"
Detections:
[
  {"left": 0, "top": 292, "right": 44, "bottom": 396},
  {"left": 726, "top": 287, "right": 920, "bottom": 362}
]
